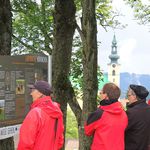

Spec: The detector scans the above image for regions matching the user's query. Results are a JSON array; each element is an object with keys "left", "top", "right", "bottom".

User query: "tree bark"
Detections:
[
  {"left": 0, "top": 0, "right": 14, "bottom": 149},
  {"left": 52, "top": 0, "right": 76, "bottom": 149},
  {"left": 0, "top": 137, "right": 14, "bottom": 150},
  {"left": 79, "top": 0, "right": 98, "bottom": 149},
  {"left": 0, "top": 0, "right": 12, "bottom": 55}
]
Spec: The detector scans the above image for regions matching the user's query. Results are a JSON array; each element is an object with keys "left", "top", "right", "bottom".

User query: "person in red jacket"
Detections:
[
  {"left": 17, "top": 80, "right": 64, "bottom": 150},
  {"left": 84, "top": 83, "right": 128, "bottom": 150}
]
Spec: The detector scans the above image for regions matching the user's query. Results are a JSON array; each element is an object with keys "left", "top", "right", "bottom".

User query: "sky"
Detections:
[{"left": 97, "top": 0, "right": 150, "bottom": 75}]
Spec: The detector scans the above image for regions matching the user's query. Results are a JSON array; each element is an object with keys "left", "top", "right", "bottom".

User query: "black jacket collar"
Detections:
[
  {"left": 100, "top": 99, "right": 118, "bottom": 106},
  {"left": 127, "top": 99, "right": 146, "bottom": 108}
]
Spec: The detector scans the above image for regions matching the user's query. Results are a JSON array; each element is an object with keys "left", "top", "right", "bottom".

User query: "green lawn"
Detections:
[{"left": 66, "top": 109, "right": 78, "bottom": 139}]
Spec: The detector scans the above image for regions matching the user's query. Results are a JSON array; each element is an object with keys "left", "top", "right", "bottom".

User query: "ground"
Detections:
[{"left": 14, "top": 134, "right": 79, "bottom": 150}]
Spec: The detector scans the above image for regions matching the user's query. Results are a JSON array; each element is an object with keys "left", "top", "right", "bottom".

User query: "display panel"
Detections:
[{"left": 0, "top": 54, "right": 48, "bottom": 128}]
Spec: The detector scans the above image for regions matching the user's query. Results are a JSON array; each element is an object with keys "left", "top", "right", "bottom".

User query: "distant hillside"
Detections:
[
  {"left": 120, "top": 72, "right": 150, "bottom": 98},
  {"left": 100, "top": 72, "right": 150, "bottom": 99}
]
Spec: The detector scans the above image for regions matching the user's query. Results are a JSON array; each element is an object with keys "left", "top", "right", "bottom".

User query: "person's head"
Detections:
[
  {"left": 99, "top": 83, "right": 121, "bottom": 100},
  {"left": 28, "top": 80, "right": 52, "bottom": 101},
  {"left": 127, "top": 84, "right": 149, "bottom": 104}
]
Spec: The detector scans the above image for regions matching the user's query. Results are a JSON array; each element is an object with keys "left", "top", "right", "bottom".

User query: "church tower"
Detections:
[{"left": 108, "top": 34, "right": 120, "bottom": 86}]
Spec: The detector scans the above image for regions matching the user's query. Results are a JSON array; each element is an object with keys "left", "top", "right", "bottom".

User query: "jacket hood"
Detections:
[
  {"left": 100, "top": 101, "right": 123, "bottom": 114},
  {"left": 31, "top": 96, "right": 63, "bottom": 119}
]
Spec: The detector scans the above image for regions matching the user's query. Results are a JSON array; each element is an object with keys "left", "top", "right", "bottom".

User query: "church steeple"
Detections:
[
  {"left": 109, "top": 34, "right": 119, "bottom": 64},
  {"left": 107, "top": 34, "right": 120, "bottom": 86}
]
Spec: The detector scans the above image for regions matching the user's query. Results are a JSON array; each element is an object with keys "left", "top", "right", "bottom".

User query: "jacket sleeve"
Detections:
[
  {"left": 17, "top": 109, "right": 40, "bottom": 150},
  {"left": 58, "top": 130, "right": 64, "bottom": 149},
  {"left": 125, "top": 110, "right": 135, "bottom": 130},
  {"left": 84, "top": 120, "right": 99, "bottom": 136},
  {"left": 84, "top": 108, "right": 103, "bottom": 136},
  {"left": 58, "top": 118, "right": 64, "bottom": 149}
]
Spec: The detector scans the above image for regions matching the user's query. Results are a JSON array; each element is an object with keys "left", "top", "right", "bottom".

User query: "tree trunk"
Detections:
[
  {"left": 0, "top": 137, "right": 14, "bottom": 150},
  {"left": 52, "top": 0, "right": 76, "bottom": 149},
  {"left": 0, "top": 0, "right": 14, "bottom": 149},
  {"left": 0, "top": 0, "right": 12, "bottom": 55},
  {"left": 79, "top": 0, "right": 98, "bottom": 149}
]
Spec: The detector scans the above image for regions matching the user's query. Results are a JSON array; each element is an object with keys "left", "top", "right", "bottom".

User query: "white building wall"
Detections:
[{"left": 108, "top": 63, "right": 120, "bottom": 87}]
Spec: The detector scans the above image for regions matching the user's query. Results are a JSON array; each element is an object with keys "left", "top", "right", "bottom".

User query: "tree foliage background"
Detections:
[{"left": 124, "top": 0, "right": 150, "bottom": 28}]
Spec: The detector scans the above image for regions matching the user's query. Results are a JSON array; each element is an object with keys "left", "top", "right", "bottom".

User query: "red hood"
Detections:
[
  {"left": 31, "top": 96, "right": 63, "bottom": 119},
  {"left": 100, "top": 102, "right": 123, "bottom": 114}
]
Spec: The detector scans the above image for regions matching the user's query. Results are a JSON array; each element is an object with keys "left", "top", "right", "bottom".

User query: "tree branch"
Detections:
[
  {"left": 67, "top": 81, "right": 82, "bottom": 126},
  {"left": 76, "top": 21, "right": 85, "bottom": 43},
  {"left": 12, "top": 34, "right": 37, "bottom": 51}
]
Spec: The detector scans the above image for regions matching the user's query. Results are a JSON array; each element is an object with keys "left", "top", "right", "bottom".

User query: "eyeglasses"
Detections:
[
  {"left": 127, "top": 94, "right": 135, "bottom": 97},
  {"left": 127, "top": 94, "right": 132, "bottom": 97}
]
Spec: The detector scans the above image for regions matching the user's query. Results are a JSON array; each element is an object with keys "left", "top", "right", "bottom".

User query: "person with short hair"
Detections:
[
  {"left": 17, "top": 80, "right": 64, "bottom": 150},
  {"left": 125, "top": 84, "right": 150, "bottom": 150},
  {"left": 84, "top": 82, "right": 128, "bottom": 150}
]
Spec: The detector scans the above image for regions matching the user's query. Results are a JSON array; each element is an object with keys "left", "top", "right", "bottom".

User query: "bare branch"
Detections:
[
  {"left": 12, "top": 34, "right": 37, "bottom": 51},
  {"left": 76, "top": 21, "right": 85, "bottom": 43}
]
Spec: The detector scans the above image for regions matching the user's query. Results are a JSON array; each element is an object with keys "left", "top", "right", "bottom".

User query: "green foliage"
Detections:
[
  {"left": 75, "top": 0, "right": 81, "bottom": 11},
  {"left": 96, "top": 0, "right": 113, "bottom": 25},
  {"left": 75, "top": 0, "right": 125, "bottom": 30},
  {"left": 97, "top": 66, "right": 104, "bottom": 88},
  {"left": 66, "top": 109, "right": 78, "bottom": 139},
  {"left": 70, "top": 35, "right": 104, "bottom": 90},
  {"left": 124, "top": 0, "right": 150, "bottom": 26},
  {"left": 11, "top": 0, "right": 54, "bottom": 54},
  {"left": 70, "top": 36, "right": 83, "bottom": 90},
  {"left": 11, "top": 0, "right": 124, "bottom": 55},
  {"left": 96, "top": 0, "right": 126, "bottom": 30}
]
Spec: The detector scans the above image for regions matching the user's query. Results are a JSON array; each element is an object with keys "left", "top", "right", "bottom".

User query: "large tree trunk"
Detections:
[
  {"left": 0, "top": 0, "right": 12, "bottom": 55},
  {"left": 52, "top": 0, "right": 76, "bottom": 149},
  {"left": 0, "top": 0, "right": 14, "bottom": 149},
  {"left": 79, "top": 0, "right": 98, "bottom": 149}
]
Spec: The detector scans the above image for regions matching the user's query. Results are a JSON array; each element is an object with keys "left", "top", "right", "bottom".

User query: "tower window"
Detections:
[
  {"left": 113, "top": 78, "right": 115, "bottom": 82},
  {"left": 112, "top": 70, "right": 115, "bottom": 76},
  {"left": 112, "top": 64, "right": 116, "bottom": 68}
]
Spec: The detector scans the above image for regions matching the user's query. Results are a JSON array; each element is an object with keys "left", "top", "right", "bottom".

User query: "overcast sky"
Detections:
[{"left": 98, "top": 0, "right": 150, "bottom": 75}]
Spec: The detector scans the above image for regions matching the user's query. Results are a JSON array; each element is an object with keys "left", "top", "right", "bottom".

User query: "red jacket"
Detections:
[
  {"left": 17, "top": 96, "right": 64, "bottom": 150},
  {"left": 85, "top": 101, "right": 128, "bottom": 150}
]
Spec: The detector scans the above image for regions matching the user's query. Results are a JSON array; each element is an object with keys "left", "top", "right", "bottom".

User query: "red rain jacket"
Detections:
[
  {"left": 17, "top": 96, "right": 64, "bottom": 150},
  {"left": 85, "top": 102, "right": 128, "bottom": 150}
]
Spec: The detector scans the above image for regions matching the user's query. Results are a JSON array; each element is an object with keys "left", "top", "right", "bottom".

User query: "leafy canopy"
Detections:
[
  {"left": 12, "top": 0, "right": 54, "bottom": 54},
  {"left": 124, "top": 0, "right": 150, "bottom": 27}
]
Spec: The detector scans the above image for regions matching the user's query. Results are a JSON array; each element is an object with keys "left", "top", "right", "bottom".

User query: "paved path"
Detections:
[
  {"left": 14, "top": 134, "right": 19, "bottom": 150},
  {"left": 14, "top": 134, "right": 79, "bottom": 150}
]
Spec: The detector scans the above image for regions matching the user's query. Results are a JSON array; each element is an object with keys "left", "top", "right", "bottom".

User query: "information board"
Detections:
[{"left": 0, "top": 54, "right": 48, "bottom": 131}]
